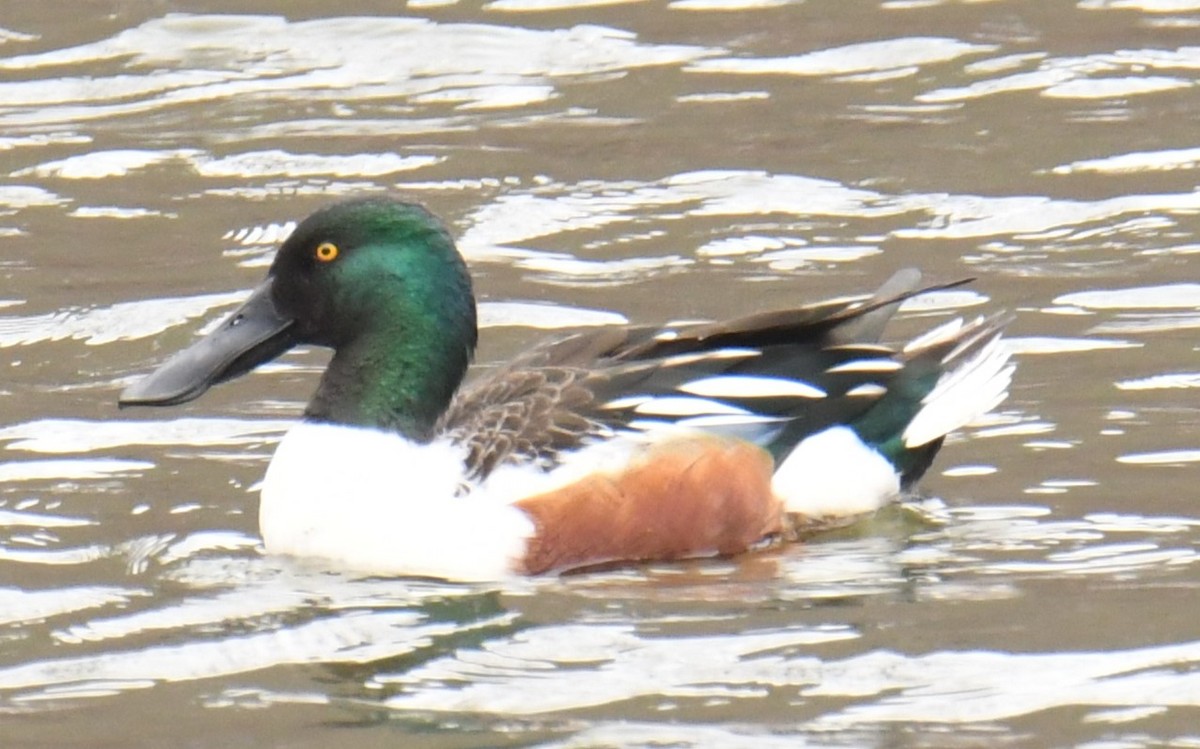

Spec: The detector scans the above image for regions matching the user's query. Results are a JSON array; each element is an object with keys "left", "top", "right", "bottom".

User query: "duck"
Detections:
[{"left": 120, "top": 197, "right": 1013, "bottom": 581}]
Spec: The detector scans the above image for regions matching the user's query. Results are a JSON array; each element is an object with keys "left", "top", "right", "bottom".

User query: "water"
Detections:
[{"left": 2, "top": 1, "right": 1200, "bottom": 746}]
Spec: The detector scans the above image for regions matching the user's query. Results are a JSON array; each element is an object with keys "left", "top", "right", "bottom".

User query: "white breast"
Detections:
[{"left": 259, "top": 421, "right": 536, "bottom": 581}]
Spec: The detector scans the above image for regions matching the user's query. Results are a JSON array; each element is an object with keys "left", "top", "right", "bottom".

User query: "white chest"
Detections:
[{"left": 258, "top": 421, "right": 535, "bottom": 581}]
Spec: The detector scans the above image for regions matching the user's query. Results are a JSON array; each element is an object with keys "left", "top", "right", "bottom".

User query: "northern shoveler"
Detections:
[{"left": 120, "top": 197, "right": 1013, "bottom": 580}]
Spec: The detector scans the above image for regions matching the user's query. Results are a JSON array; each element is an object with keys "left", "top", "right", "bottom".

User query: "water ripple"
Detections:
[
  {"left": 382, "top": 623, "right": 856, "bottom": 714},
  {"left": 0, "top": 609, "right": 503, "bottom": 705},
  {"left": 0, "top": 586, "right": 145, "bottom": 628},
  {"left": 16, "top": 149, "right": 441, "bottom": 180},
  {"left": 373, "top": 619, "right": 1200, "bottom": 725},
  {"left": 0, "top": 418, "right": 290, "bottom": 454},
  {"left": 689, "top": 37, "right": 996, "bottom": 77},
  {"left": 919, "top": 46, "right": 1200, "bottom": 103},
  {"left": 0, "top": 292, "right": 244, "bottom": 348},
  {"left": 0, "top": 14, "right": 717, "bottom": 129}
]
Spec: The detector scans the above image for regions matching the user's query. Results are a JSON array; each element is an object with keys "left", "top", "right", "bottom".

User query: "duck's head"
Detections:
[{"left": 121, "top": 198, "right": 477, "bottom": 436}]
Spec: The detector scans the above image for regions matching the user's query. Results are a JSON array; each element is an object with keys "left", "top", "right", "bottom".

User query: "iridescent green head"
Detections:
[{"left": 121, "top": 197, "right": 478, "bottom": 440}]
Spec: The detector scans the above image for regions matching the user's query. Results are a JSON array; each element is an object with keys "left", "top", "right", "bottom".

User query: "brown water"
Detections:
[{"left": 2, "top": 1, "right": 1200, "bottom": 746}]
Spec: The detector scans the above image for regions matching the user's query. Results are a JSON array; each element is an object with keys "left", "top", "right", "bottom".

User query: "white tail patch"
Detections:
[
  {"left": 902, "top": 332, "right": 1014, "bottom": 448},
  {"left": 678, "top": 375, "right": 825, "bottom": 399},
  {"left": 772, "top": 426, "right": 900, "bottom": 519}
]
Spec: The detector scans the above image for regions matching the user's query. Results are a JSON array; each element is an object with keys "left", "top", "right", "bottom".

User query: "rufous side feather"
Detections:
[{"left": 515, "top": 436, "right": 783, "bottom": 574}]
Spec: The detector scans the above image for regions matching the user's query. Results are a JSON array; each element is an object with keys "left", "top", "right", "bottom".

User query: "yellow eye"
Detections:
[{"left": 314, "top": 242, "right": 339, "bottom": 263}]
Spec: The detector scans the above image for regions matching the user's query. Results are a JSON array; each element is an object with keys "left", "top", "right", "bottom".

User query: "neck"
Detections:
[{"left": 304, "top": 321, "right": 472, "bottom": 443}]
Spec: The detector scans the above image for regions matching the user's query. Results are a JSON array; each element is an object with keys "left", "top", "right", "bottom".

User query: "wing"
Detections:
[{"left": 437, "top": 271, "right": 980, "bottom": 481}]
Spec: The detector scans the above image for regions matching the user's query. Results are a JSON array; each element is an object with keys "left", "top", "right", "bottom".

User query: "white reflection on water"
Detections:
[
  {"left": 485, "top": 0, "right": 647, "bottom": 13},
  {"left": 419, "top": 170, "right": 1200, "bottom": 274},
  {"left": 0, "top": 608, "right": 504, "bottom": 704},
  {"left": 1041, "top": 75, "right": 1191, "bottom": 98},
  {"left": 808, "top": 641, "right": 1200, "bottom": 725},
  {"left": 0, "top": 418, "right": 290, "bottom": 454},
  {"left": 223, "top": 221, "right": 296, "bottom": 248},
  {"left": 538, "top": 723, "right": 833, "bottom": 749},
  {"left": 689, "top": 37, "right": 996, "bottom": 77},
  {"left": 70, "top": 206, "right": 170, "bottom": 220},
  {"left": 0, "top": 15, "right": 716, "bottom": 128},
  {"left": 451, "top": 170, "right": 903, "bottom": 264},
  {"left": 0, "top": 549, "right": 514, "bottom": 705},
  {"left": 1080, "top": 0, "right": 1200, "bottom": 11},
  {"left": 918, "top": 46, "right": 1200, "bottom": 103},
  {"left": 1052, "top": 146, "right": 1200, "bottom": 175},
  {"left": 0, "top": 509, "right": 93, "bottom": 529},
  {"left": 941, "top": 464, "right": 998, "bottom": 477},
  {"left": 892, "top": 191, "right": 1200, "bottom": 241},
  {"left": 382, "top": 623, "right": 857, "bottom": 714},
  {"left": 682, "top": 25, "right": 1200, "bottom": 111},
  {"left": 0, "top": 292, "right": 244, "bottom": 347},
  {"left": 377, "top": 618, "right": 1200, "bottom": 722},
  {"left": 1002, "top": 336, "right": 1140, "bottom": 355},
  {"left": 772, "top": 537, "right": 916, "bottom": 600},
  {"left": 1050, "top": 284, "right": 1200, "bottom": 335},
  {"left": 0, "top": 185, "right": 65, "bottom": 208},
  {"left": 196, "top": 151, "right": 440, "bottom": 179},
  {"left": 909, "top": 504, "right": 1200, "bottom": 581},
  {"left": 1118, "top": 449, "right": 1200, "bottom": 465},
  {"left": 0, "top": 458, "right": 153, "bottom": 482},
  {"left": 0, "top": 495, "right": 1195, "bottom": 720},
  {"left": 1091, "top": 313, "right": 1200, "bottom": 335},
  {"left": 0, "top": 27, "right": 38, "bottom": 43},
  {"left": 1116, "top": 372, "right": 1200, "bottom": 391},
  {"left": 516, "top": 253, "right": 693, "bottom": 284},
  {"left": 0, "top": 586, "right": 144, "bottom": 628},
  {"left": 0, "top": 134, "right": 88, "bottom": 151},
  {"left": 14, "top": 149, "right": 199, "bottom": 179},
  {"left": 56, "top": 564, "right": 414, "bottom": 647},
  {"left": 756, "top": 244, "right": 883, "bottom": 269},
  {"left": 1055, "top": 283, "right": 1200, "bottom": 309},
  {"left": 17, "top": 149, "right": 441, "bottom": 180}
]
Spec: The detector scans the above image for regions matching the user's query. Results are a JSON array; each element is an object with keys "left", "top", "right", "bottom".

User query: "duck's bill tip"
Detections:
[
  {"left": 117, "top": 331, "right": 245, "bottom": 408},
  {"left": 118, "top": 372, "right": 211, "bottom": 408},
  {"left": 117, "top": 279, "right": 297, "bottom": 409}
]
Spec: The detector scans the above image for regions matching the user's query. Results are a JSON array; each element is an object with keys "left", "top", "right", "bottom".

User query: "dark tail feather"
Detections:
[{"left": 830, "top": 268, "right": 924, "bottom": 345}]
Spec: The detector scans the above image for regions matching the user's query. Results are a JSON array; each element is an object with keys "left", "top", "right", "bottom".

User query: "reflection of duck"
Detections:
[{"left": 121, "top": 198, "right": 1013, "bottom": 581}]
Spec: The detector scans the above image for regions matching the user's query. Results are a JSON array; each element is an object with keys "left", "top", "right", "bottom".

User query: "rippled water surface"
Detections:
[{"left": 3, "top": 1, "right": 1200, "bottom": 746}]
